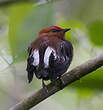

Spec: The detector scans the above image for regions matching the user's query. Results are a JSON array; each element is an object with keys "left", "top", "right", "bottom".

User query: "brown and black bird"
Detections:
[{"left": 26, "top": 26, "right": 73, "bottom": 89}]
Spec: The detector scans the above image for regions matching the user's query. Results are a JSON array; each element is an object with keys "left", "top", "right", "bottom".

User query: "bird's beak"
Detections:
[{"left": 62, "top": 28, "right": 71, "bottom": 33}]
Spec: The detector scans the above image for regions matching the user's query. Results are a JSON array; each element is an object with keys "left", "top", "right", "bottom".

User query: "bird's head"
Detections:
[{"left": 38, "top": 26, "right": 71, "bottom": 39}]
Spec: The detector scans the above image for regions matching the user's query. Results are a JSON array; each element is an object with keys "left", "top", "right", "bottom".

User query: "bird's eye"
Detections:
[{"left": 50, "top": 29, "right": 61, "bottom": 32}]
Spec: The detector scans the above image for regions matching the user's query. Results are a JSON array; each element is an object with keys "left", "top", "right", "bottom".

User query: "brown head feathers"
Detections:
[{"left": 38, "top": 26, "right": 71, "bottom": 39}]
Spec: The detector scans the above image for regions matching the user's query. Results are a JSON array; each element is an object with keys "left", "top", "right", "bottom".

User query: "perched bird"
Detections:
[{"left": 26, "top": 26, "right": 73, "bottom": 89}]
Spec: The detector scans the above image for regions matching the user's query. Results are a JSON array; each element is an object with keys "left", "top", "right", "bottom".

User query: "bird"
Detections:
[{"left": 26, "top": 26, "right": 73, "bottom": 90}]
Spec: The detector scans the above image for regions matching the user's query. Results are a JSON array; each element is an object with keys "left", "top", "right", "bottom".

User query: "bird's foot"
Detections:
[
  {"left": 57, "top": 77, "right": 65, "bottom": 89},
  {"left": 51, "top": 77, "right": 65, "bottom": 89},
  {"left": 42, "top": 79, "right": 49, "bottom": 93}
]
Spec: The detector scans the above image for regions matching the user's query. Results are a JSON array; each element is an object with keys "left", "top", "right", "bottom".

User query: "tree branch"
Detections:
[
  {"left": 0, "top": 0, "right": 57, "bottom": 7},
  {"left": 10, "top": 54, "right": 103, "bottom": 110},
  {"left": 0, "top": 0, "right": 34, "bottom": 7}
]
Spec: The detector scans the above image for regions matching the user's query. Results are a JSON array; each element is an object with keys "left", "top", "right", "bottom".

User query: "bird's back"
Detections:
[{"left": 27, "top": 36, "right": 73, "bottom": 82}]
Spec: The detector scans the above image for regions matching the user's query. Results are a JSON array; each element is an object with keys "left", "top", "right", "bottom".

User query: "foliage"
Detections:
[{"left": 88, "top": 21, "right": 103, "bottom": 46}]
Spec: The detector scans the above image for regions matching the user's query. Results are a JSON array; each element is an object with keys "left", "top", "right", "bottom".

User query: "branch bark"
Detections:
[{"left": 10, "top": 54, "right": 103, "bottom": 110}]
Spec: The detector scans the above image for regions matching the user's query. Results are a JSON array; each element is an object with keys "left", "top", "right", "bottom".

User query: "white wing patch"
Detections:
[
  {"left": 32, "top": 49, "right": 39, "bottom": 66},
  {"left": 44, "top": 46, "right": 56, "bottom": 68}
]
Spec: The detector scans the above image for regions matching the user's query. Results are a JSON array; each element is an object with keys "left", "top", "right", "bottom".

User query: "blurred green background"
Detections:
[{"left": 0, "top": 0, "right": 103, "bottom": 110}]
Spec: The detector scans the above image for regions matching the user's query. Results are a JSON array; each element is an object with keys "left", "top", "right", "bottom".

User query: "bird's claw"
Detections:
[
  {"left": 51, "top": 77, "right": 65, "bottom": 89},
  {"left": 42, "top": 79, "right": 49, "bottom": 93}
]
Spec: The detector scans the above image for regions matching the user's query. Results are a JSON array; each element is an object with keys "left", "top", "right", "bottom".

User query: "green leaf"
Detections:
[
  {"left": 71, "top": 69, "right": 103, "bottom": 90},
  {"left": 88, "top": 21, "right": 103, "bottom": 46}
]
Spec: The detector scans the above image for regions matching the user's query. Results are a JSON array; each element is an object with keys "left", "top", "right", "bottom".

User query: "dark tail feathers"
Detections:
[
  {"left": 35, "top": 69, "right": 49, "bottom": 80},
  {"left": 26, "top": 64, "right": 35, "bottom": 83}
]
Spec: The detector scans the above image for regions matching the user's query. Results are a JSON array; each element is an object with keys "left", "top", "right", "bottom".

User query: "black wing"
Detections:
[
  {"left": 27, "top": 45, "right": 32, "bottom": 56},
  {"left": 49, "top": 40, "right": 73, "bottom": 79},
  {"left": 61, "top": 40, "right": 73, "bottom": 64},
  {"left": 26, "top": 45, "right": 36, "bottom": 83}
]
